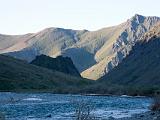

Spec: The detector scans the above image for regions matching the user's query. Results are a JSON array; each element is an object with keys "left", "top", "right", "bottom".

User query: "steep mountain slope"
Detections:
[
  {"left": 97, "top": 22, "right": 160, "bottom": 95},
  {"left": 81, "top": 14, "right": 160, "bottom": 79},
  {"left": 0, "top": 55, "right": 91, "bottom": 92},
  {"left": 31, "top": 55, "right": 81, "bottom": 77},
  {"left": 1, "top": 14, "right": 160, "bottom": 80}
]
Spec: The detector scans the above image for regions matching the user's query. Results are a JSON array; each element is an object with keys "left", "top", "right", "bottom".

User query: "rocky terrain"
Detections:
[
  {"left": 95, "top": 21, "right": 160, "bottom": 95},
  {"left": 31, "top": 55, "right": 81, "bottom": 77},
  {"left": 110, "top": 111, "right": 160, "bottom": 120},
  {"left": 1, "top": 14, "right": 159, "bottom": 80}
]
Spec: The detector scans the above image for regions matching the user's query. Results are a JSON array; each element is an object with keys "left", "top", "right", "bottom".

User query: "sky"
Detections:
[{"left": 0, "top": 0, "right": 160, "bottom": 35}]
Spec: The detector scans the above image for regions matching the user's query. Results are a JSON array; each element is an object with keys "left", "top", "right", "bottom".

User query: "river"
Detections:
[{"left": 0, "top": 92, "right": 152, "bottom": 120}]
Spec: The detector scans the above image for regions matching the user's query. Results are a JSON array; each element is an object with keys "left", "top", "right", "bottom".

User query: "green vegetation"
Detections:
[{"left": 85, "top": 83, "right": 160, "bottom": 96}]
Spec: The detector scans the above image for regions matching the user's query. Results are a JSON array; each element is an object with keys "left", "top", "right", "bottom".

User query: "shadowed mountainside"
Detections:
[
  {"left": 31, "top": 55, "right": 81, "bottom": 77},
  {"left": 93, "top": 22, "right": 160, "bottom": 95},
  {"left": 0, "top": 55, "right": 92, "bottom": 93}
]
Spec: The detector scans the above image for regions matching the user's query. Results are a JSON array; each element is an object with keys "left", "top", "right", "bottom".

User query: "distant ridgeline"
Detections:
[{"left": 30, "top": 55, "right": 81, "bottom": 77}]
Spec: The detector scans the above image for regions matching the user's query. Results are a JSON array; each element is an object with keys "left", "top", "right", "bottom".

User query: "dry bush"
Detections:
[
  {"left": 151, "top": 94, "right": 160, "bottom": 111},
  {"left": 73, "top": 100, "right": 97, "bottom": 120}
]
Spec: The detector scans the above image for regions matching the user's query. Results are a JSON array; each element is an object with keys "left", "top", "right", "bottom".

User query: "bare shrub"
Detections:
[
  {"left": 151, "top": 94, "right": 160, "bottom": 111},
  {"left": 73, "top": 100, "right": 97, "bottom": 120}
]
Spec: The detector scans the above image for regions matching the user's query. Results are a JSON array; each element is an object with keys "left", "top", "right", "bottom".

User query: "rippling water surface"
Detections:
[{"left": 0, "top": 92, "right": 152, "bottom": 120}]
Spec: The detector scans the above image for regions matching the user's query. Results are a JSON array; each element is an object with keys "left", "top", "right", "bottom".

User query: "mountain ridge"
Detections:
[{"left": 94, "top": 22, "right": 160, "bottom": 95}]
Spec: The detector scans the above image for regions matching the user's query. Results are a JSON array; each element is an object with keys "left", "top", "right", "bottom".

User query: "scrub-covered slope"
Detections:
[{"left": 0, "top": 55, "right": 91, "bottom": 92}]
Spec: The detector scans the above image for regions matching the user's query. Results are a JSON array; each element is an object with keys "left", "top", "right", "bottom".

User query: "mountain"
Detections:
[
  {"left": 0, "top": 33, "right": 33, "bottom": 53},
  {"left": 0, "top": 55, "right": 91, "bottom": 92},
  {"left": 97, "top": 22, "right": 160, "bottom": 95},
  {"left": 1, "top": 14, "right": 160, "bottom": 80},
  {"left": 81, "top": 14, "right": 160, "bottom": 80},
  {"left": 30, "top": 55, "right": 81, "bottom": 77}
]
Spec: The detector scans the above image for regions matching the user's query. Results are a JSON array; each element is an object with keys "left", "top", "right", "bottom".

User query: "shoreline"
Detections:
[
  {"left": 111, "top": 111, "right": 160, "bottom": 120},
  {"left": 0, "top": 91, "right": 151, "bottom": 98}
]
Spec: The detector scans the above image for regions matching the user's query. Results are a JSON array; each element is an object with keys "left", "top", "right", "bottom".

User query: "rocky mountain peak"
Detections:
[
  {"left": 141, "top": 21, "right": 160, "bottom": 42},
  {"left": 99, "top": 22, "right": 160, "bottom": 93},
  {"left": 131, "top": 14, "right": 145, "bottom": 24}
]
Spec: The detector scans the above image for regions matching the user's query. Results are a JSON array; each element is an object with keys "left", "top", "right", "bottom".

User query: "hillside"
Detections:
[
  {"left": 1, "top": 14, "right": 160, "bottom": 80},
  {"left": 0, "top": 55, "right": 91, "bottom": 92},
  {"left": 30, "top": 55, "right": 81, "bottom": 77},
  {"left": 97, "top": 22, "right": 160, "bottom": 95}
]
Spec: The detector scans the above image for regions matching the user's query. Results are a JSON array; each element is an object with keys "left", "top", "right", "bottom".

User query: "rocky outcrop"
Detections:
[
  {"left": 30, "top": 55, "right": 81, "bottom": 77},
  {"left": 99, "top": 22, "right": 160, "bottom": 89},
  {"left": 82, "top": 14, "right": 160, "bottom": 79}
]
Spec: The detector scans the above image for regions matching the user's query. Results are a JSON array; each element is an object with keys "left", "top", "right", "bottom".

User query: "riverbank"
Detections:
[
  {"left": 0, "top": 112, "right": 5, "bottom": 120},
  {"left": 109, "top": 111, "right": 160, "bottom": 120}
]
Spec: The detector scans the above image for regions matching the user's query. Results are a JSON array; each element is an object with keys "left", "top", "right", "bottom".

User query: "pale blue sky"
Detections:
[{"left": 0, "top": 0, "right": 159, "bottom": 35}]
